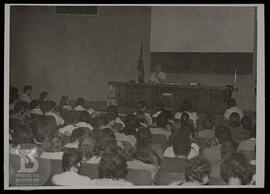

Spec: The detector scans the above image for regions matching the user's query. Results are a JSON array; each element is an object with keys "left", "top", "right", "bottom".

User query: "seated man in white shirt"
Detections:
[
  {"left": 74, "top": 97, "right": 95, "bottom": 117},
  {"left": 224, "top": 98, "right": 244, "bottom": 120},
  {"left": 107, "top": 105, "right": 125, "bottom": 129},
  {"left": 133, "top": 101, "right": 152, "bottom": 127},
  {"left": 75, "top": 111, "right": 94, "bottom": 131},
  {"left": 19, "top": 85, "right": 32, "bottom": 103},
  {"left": 99, "top": 111, "right": 137, "bottom": 147},
  {"left": 149, "top": 65, "right": 166, "bottom": 84},
  {"left": 29, "top": 99, "right": 43, "bottom": 115},
  {"left": 10, "top": 86, "right": 19, "bottom": 111},
  {"left": 51, "top": 150, "right": 93, "bottom": 186},
  {"left": 40, "top": 101, "right": 65, "bottom": 127},
  {"left": 10, "top": 101, "right": 30, "bottom": 122}
]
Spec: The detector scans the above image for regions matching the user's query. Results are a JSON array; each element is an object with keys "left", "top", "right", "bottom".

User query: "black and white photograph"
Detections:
[{"left": 4, "top": 3, "right": 265, "bottom": 189}]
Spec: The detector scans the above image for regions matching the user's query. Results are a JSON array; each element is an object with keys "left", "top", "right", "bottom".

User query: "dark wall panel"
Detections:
[{"left": 150, "top": 52, "right": 253, "bottom": 75}]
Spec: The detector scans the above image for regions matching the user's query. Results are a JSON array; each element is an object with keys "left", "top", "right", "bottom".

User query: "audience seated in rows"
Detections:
[{"left": 8, "top": 86, "right": 256, "bottom": 186}]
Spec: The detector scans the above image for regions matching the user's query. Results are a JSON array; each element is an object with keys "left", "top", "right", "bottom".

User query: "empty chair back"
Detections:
[
  {"left": 208, "top": 177, "right": 227, "bottom": 185},
  {"left": 155, "top": 170, "right": 185, "bottom": 185},
  {"left": 79, "top": 163, "right": 99, "bottom": 179},
  {"left": 125, "top": 168, "right": 152, "bottom": 185},
  {"left": 159, "top": 157, "right": 189, "bottom": 173},
  {"left": 155, "top": 157, "right": 189, "bottom": 185}
]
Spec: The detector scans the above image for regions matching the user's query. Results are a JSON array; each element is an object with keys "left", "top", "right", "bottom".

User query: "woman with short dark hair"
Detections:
[
  {"left": 91, "top": 148, "right": 134, "bottom": 186},
  {"left": 220, "top": 153, "right": 251, "bottom": 185},
  {"left": 170, "top": 156, "right": 211, "bottom": 185},
  {"left": 51, "top": 150, "right": 93, "bottom": 186}
]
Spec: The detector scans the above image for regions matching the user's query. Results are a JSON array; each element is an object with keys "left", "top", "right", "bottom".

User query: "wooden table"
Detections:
[{"left": 109, "top": 82, "right": 232, "bottom": 114}]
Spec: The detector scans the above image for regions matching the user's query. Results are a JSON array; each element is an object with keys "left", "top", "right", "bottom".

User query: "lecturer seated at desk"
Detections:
[{"left": 149, "top": 65, "right": 166, "bottom": 84}]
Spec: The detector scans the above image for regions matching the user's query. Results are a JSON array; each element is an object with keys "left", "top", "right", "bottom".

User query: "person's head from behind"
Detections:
[
  {"left": 98, "top": 148, "right": 128, "bottom": 179},
  {"left": 23, "top": 85, "right": 32, "bottom": 96},
  {"left": 135, "top": 126, "right": 152, "bottom": 149},
  {"left": 49, "top": 101, "right": 57, "bottom": 112},
  {"left": 107, "top": 105, "right": 118, "bottom": 116},
  {"left": 79, "top": 134, "right": 98, "bottom": 160},
  {"left": 97, "top": 128, "right": 117, "bottom": 153},
  {"left": 10, "top": 86, "right": 19, "bottom": 104},
  {"left": 172, "top": 136, "right": 191, "bottom": 158},
  {"left": 62, "top": 150, "right": 82, "bottom": 173},
  {"left": 12, "top": 124, "right": 33, "bottom": 145},
  {"left": 42, "top": 130, "right": 64, "bottom": 152},
  {"left": 13, "top": 101, "right": 28, "bottom": 115},
  {"left": 39, "top": 101, "right": 52, "bottom": 114},
  {"left": 178, "top": 122, "right": 194, "bottom": 141},
  {"left": 136, "top": 111, "right": 147, "bottom": 125},
  {"left": 220, "top": 153, "right": 251, "bottom": 185},
  {"left": 215, "top": 123, "right": 232, "bottom": 144},
  {"left": 156, "top": 101, "right": 165, "bottom": 111},
  {"left": 156, "top": 109, "right": 172, "bottom": 128},
  {"left": 137, "top": 100, "right": 146, "bottom": 113},
  {"left": 39, "top": 91, "right": 49, "bottom": 103},
  {"left": 185, "top": 156, "right": 211, "bottom": 185},
  {"left": 154, "top": 65, "right": 162, "bottom": 73},
  {"left": 229, "top": 112, "right": 241, "bottom": 128},
  {"left": 29, "top": 100, "right": 39, "bottom": 110},
  {"left": 202, "top": 114, "right": 216, "bottom": 129},
  {"left": 70, "top": 127, "right": 91, "bottom": 143},
  {"left": 75, "top": 97, "right": 85, "bottom": 107},
  {"left": 249, "top": 127, "right": 256, "bottom": 139},
  {"left": 123, "top": 114, "right": 140, "bottom": 135},
  {"left": 241, "top": 116, "right": 253, "bottom": 131},
  {"left": 59, "top": 95, "right": 69, "bottom": 106},
  {"left": 221, "top": 140, "right": 238, "bottom": 161},
  {"left": 102, "top": 112, "right": 117, "bottom": 128},
  {"left": 180, "top": 112, "right": 190, "bottom": 123},
  {"left": 181, "top": 100, "right": 192, "bottom": 112},
  {"left": 78, "top": 111, "right": 91, "bottom": 123},
  {"left": 226, "top": 98, "right": 237, "bottom": 109},
  {"left": 39, "top": 101, "right": 56, "bottom": 114}
]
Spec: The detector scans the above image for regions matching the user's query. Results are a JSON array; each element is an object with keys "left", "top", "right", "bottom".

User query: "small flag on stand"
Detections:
[
  {"left": 234, "top": 64, "right": 237, "bottom": 90},
  {"left": 137, "top": 40, "right": 144, "bottom": 83}
]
